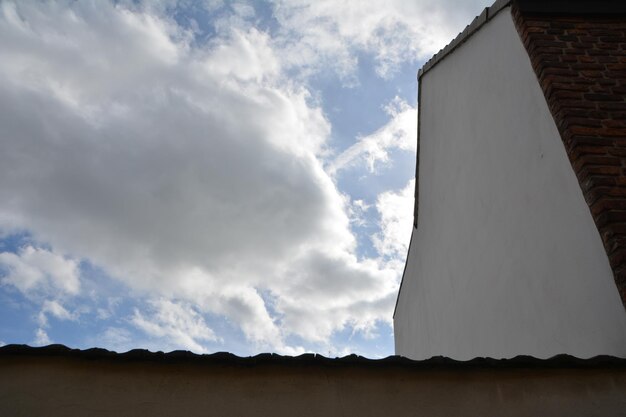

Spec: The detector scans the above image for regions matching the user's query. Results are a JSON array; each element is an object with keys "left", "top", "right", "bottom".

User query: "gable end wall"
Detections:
[{"left": 395, "top": 7, "right": 626, "bottom": 360}]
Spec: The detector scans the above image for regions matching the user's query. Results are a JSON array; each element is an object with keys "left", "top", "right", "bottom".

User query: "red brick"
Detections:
[
  {"left": 596, "top": 78, "right": 618, "bottom": 86},
  {"left": 580, "top": 175, "right": 618, "bottom": 190},
  {"left": 559, "top": 99, "right": 597, "bottom": 109},
  {"left": 577, "top": 56, "right": 596, "bottom": 63},
  {"left": 591, "top": 198, "right": 626, "bottom": 216},
  {"left": 569, "top": 126, "right": 605, "bottom": 136},
  {"left": 603, "top": 117, "right": 626, "bottom": 126},
  {"left": 596, "top": 210, "right": 626, "bottom": 227},
  {"left": 551, "top": 83, "right": 592, "bottom": 92},
  {"left": 572, "top": 63, "right": 608, "bottom": 70},
  {"left": 543, "top": 68, "right": 578, "bottom": 76},
  {"left": 564, "top": 48, "right": 587, "bottom": 55},
  {"left": 599, "top": 102, "right": 626, "bottom": 111},
  {"left": 583, "top": 165, "right": 622, "bottom": 176},
  {"left": 563, "top": 117, "right": 603, "bottom": 128},
  {"left": 598, "top": 56, "right": 619, "bottom": 63},
  {"left": 584, "top": 93, "right": 623, "bottom": 101},
  {"left": 570, "top": 42, "right": 595, "bottom": 49},
  {"left": 524, "top": 20, "right": 551, "bottom": 28},
  {"left": 552, "top": 22, "right": 576, "bottom": 29},
  {"left": 573, "top": 145, "right": 612, "bottom": 156},
  {"left": 606, "top": 70, "right": 626, "bottom": 78},
  {"left": 600, "top": 37, "right": 625, "bottom": 43},
  {"left": 580, "top": 70, "right": 606, "bottom": 78},
  {"left": 574, "top": 156, "right": 622, "bottom": 171},
  {"left": 568, "top": 136, "right": 616, "bottom": 147},
  {"left": 552, "top": 91, "right": 583, "bottom": 101},
  {"left": 602, "top": 128, "right": 626, "bottom": 137},
  {"left": 546, "top": 28, "right": 565, "bottom": 35}
]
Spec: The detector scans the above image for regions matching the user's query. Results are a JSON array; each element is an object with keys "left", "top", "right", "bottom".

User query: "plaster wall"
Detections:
[
  {"left": 1, "top": 356, "right": 626, "bottom": 417},
  {"left": 394, "top": 8, "right": 626, "bottom": 360}
]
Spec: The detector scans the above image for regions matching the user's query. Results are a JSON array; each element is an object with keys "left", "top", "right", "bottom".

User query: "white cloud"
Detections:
[
  {"left": 98, "top": 327, "right": 134, "bottom": 353},
  {"left": 373, "top": 180, "right": 415, "bottom": 260},
  {"left": 271, "top": 0, "right": 489, "bottom": 79},
  {"left": 0, "top": 0, "right": 420, "bottom": 353},
  {"left": 0, "top": 246, "right": 80, "bottom": 297},
  {"left": 37, "top": 299, "right": 77, "bottom": 327},
  {"left": 131, "top": 299, "right": 218, "bottom": 352},
  {"left": 329, "top": 97, "right": 417, "bottom": 174},
  {"left": 33, "top": 328, "right": 51, "bottom": 346},
  {"left": 96, "top": 297, "right": 121, "bottom": 320},
  {"left": 348, "top": 199, "right": 370, "bottom": 227}
]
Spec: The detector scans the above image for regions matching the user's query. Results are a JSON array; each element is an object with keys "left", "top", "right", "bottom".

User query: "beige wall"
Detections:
[{"left": 1, "top": 355, "right": 626, "bottom": 417}]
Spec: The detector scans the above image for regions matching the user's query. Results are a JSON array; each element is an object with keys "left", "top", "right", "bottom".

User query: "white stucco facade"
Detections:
[{"left": 394, "top": 8, "right": 626, "bottom": 360}]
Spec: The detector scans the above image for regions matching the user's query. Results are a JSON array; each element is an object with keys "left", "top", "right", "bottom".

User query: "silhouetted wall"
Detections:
[{"left": 1, "top": 350, "right": 626, "bottom": 417}]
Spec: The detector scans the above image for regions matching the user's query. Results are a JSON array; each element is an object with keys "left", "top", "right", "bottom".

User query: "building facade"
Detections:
[{"left": 395, "top": 0, "right": 626, "bottom": 360}]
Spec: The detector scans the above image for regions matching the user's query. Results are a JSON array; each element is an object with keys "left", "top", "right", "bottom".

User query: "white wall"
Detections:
[{"left": 394, "top": 8, "right": 626, "bottom": 360}]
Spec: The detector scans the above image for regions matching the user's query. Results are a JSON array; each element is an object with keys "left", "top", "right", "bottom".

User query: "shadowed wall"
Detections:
[{"left": 1, "top": 346, "right": 625, "bottom": 417}]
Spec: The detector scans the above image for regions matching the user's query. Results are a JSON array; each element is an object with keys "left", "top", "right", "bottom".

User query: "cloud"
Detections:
[
  {"left": 37, "top": 299, "right": 77, "bottom": 327},
  {"left": 0, "top": 1, "right": 400, "bottom": 352},
  {"left": 373, "top": 180, "right": 414, "bottom": 260},
  {"left": 271, "top": 0, "right": 489, "bottom": 79},
  {"left": 131, "top": 299, "right": 218, "bottom": 352},
  {"left": 328, "top": 97, "right": 417, "bottom": 174},
  {"left": 98, "top": 327, "right": 134, "bottom": 353},
  {"left": 348, "top": 199, "right": 370, "bottom": 227},
  {"left": 33, "top": 328, "right": 51, "bottom": 346},
  {"left": 0, "top": 246, "right": 80, "bottom": 298}
]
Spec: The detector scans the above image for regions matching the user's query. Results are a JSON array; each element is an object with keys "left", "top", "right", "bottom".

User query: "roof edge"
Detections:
[
  {"left": 418, "top": 0, "right": 626, "bottom": 80},
  {"left": 2, "top": 344, "right": 625, "bottom": 369},
  {"left": 418, "top": 0, "right": 511, "bottom": 79},
  {"left": 516, "top": 0, "right": 626, "bottom": 14}
]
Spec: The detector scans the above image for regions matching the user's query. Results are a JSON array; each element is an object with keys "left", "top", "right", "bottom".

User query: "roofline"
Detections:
[
  {"left": 417, "top": 0, "right": 626, "bottom": 81},
  {"left": 516, "top": 0, "right": 626, "bottom": 14},
  {"left": 418, "top": 0, "right": 511, "bottom": 80},
  {"left": 2, "top": 344, "right": 625, "bottom": 369}
]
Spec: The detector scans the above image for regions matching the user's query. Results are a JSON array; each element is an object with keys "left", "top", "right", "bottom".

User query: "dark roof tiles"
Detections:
[{"left": 1, "top": 344, "right": 625, "bottom": 369}]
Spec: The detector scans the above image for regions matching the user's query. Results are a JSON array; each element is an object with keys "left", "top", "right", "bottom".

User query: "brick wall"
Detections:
[{"left": 512, "top": 7, "right": 626, "bottom": 308}]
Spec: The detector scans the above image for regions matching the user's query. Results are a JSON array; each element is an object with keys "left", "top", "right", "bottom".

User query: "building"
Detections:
[{"left": 394, "top": 0, "right": 626, "bottom": 360}]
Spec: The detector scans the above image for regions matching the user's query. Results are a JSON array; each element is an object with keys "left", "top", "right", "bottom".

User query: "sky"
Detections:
[{"left": 0, "top": 0, "right": 490, "bottom": 357}]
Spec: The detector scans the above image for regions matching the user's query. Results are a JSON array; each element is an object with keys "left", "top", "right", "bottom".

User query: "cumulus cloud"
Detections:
[
  {"left": 271, "top": 0, "right": 488, "bottom": 79},
  {"left": 37, "top": 299, "right": 77, "bottom": 327},
  {"left": 132, "top": 299, "right": 218, "bottom": 352},
  {"left": 329, "top": 97, "right": 417, "bottom": 174},
  {"left": 373, "top": 180, "right": 415, "bottom": 260},
  {"left": 0, "top": 246, "right": 80, "bottom": 297},
  {"left": 0, "top": 0, "right": 402, "bottom": 352},
  {"left": 98, "top": 327, "right": 133, "bottom": 352},
  {"left": 348, "top": 199, "right": 370, "bottom": 227},
  {"left": 33, "top": 328, "right": 51, "bottom": 346}
]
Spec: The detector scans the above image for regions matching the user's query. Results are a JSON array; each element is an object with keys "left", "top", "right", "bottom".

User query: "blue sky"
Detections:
[{"left": 0, "top": 0, "right": 489, "bottom": 357}]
